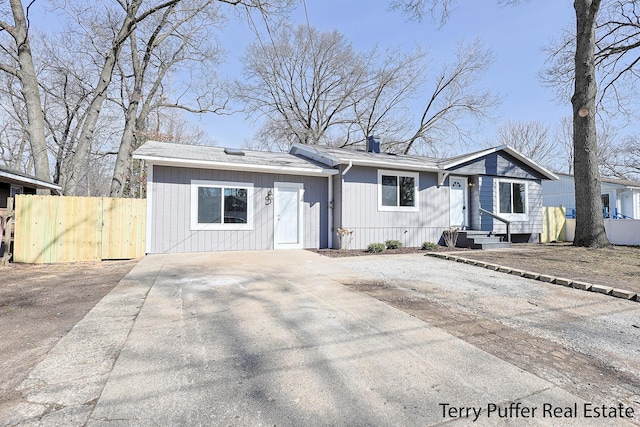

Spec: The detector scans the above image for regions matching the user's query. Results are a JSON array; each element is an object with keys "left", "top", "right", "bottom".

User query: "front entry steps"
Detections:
[{"left": 456, "top": 230, "right": 511, "bottom": 250}]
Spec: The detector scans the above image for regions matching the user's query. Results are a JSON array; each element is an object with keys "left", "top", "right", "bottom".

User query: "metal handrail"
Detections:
[{"left": 479, "top": 208, "right": 511, "bottom": 243}]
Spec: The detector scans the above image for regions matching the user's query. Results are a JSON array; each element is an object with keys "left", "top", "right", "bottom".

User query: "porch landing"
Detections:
[{"left": 456, "top": 230, "right": 511, "bottom": 250}]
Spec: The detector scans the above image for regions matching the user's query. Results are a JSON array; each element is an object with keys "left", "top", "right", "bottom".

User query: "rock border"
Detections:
[{"left": 427, "top": 252, "right": 638, "bottom": 303}]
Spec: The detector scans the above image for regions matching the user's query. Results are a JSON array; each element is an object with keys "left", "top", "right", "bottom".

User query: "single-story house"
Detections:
[
  {"left": 133, "top": 139, "right": 558, "bottom": 253},
  {"left": 0, "top": 166, "right": 62, "bottom": 209},
  {"left": 542, "top": 173, "right": 640, "bottom": 219},
  {"left": 1, "top": 166, "right": 61, "bottom": 258}
]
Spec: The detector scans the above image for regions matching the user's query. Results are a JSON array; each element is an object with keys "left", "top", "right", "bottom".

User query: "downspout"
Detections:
[
  {"left": 342, "top": 160, "right": 353, "bottom": 176},
  {"left": 337, "top": 160, "right": 352, "bottom": 250},
  {"left": 145, "top": 161, "right": 153, "bottom": 254},
  {"left": 328, "top": 176, "right": 333, "bottom": 249}
]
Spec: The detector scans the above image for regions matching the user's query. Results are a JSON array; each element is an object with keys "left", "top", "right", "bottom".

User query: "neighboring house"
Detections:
[
  {"left": 0, "top": 166, "right": 61, "bottom": 259},
  {"left": 0, "top": 166, "right": 62, "bottom": 209},
  {"left": 133, "top": 139, "right": 558, "bottom": 253},
  {"left": 542, "top": 173, "right": 640, "bottom": 219}
]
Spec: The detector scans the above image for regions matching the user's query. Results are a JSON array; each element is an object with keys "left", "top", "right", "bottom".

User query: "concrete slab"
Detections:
[
  {"left": 9, "top": 250, "right": 637, "bottom": 426},
  {"left": 590, "top": 284, "right": 614, "bottom": 295},
  {"left": 611, "top": 288, "right": 637, "bottom": 300},
  {"left": 554, "top": 278, "right": 573, "bottom": 287}
]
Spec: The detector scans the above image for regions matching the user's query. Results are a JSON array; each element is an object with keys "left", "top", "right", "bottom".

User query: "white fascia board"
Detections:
[
  {"left": 349, "top": 159, "right": 441, "bottom": 173},
  {"left": 441, "top": 145, "right": 559, "bottom": 181},
  {"left": 0, "top": 170, "right": 62, "bottom": 191},
  {"left": 132, "top": 155, "right": 339, "bottom": 176},
  {"left": 439, "top": 147, "right": 500, "bottom": 170},
  {"left": 500, "top": 146, "right": 558, "bottom": 180}
]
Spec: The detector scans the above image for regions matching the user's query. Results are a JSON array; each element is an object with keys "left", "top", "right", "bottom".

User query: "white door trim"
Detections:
[
  {"left": 449, "top": 176, "right": 469, "bottom": 228},
  {"left": 274, "top": 182, "right": 304, "bottom": 249}
]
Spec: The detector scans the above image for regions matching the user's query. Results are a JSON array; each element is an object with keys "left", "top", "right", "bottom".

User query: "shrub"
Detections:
[
  {"left": 421, "top": 242, "right": 439, "bottom": 251},
  {"left": 366, "top": 243, "right": 387, "bottom": 253},
  {"left": 385, "top": 239, "right": 403, "bottom": 250},
  {"left": 442, "top": 227, "right": 460, "bottom": 248}
]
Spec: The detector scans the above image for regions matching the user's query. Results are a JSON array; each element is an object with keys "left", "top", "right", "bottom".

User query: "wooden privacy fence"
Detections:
[
  {"left": 14, "top": 195, "right": 146, "bottom": 263},
  {"left": 541, "top": 206, "right": 566, "bottom": 243}
]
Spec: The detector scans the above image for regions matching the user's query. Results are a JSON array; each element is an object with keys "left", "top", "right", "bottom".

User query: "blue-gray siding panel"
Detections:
[
  {"left": 340, "top": 166, "right": 449, "bottom": 249},
  {"left": 478, "top": 176, "right": 543, "bottom": 235},
  {"left": 150, "top": 165, "right": 328, "bottom": 253},
  {"left": 449, "top": 152, "right": 544, "bottom": 180}
]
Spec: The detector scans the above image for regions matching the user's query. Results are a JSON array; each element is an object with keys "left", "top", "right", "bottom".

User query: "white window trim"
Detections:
[
  {"left": 496, "top": 179, "right": 529, "bottom": 221},
  {"left": 190, "top": 179, "right": 254, "bottom": 231},
  {"left": 377, "top": 169, "right": 419, "bottom": 212}
]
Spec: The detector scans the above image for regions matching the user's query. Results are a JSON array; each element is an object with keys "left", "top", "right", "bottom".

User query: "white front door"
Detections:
[
  {"left": 274, "top": 182, "right": 304, "bottom": 249},
  {"left": 449, "top": 177, "right": 468, "bottom": 228}
]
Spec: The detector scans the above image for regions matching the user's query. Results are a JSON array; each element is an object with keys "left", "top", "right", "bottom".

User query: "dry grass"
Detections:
[{"left": 442, "top": 243, "right": 640, "bottom": 295}]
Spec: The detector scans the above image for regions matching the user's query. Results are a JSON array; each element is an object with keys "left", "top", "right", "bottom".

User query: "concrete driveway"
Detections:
[{"left": 8, "top": 251, "right": 637, "bottom": 426}]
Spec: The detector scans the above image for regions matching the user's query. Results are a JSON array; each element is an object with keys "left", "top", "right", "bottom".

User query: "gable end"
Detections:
[{"left": 446, "top": 152, "right": 546, "bottom": 180}]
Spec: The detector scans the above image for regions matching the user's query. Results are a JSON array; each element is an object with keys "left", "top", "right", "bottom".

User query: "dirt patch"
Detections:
[{"left": 0, "top": 259, "right": 138, "bottom": 414}]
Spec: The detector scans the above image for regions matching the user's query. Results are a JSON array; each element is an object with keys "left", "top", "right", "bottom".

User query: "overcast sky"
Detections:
[{"left": 200, "top": 0, "right": 576, "bottom": 153}]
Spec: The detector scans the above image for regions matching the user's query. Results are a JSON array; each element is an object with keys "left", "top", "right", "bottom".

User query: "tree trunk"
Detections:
[
  {"left": 571, "top": 0, "right": 609, "bottom": 247},
  {"left": 9, "top": 0, "right": 51, "bottom": 190},
  {"left": 63, "top": 1, "right": 144, "bottom": 196},
  {"left": 110, "top": 96, "right": 139, "bottom": 197}
]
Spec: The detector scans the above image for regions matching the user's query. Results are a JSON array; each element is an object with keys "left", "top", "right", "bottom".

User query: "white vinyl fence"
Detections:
[{"left": 564, "top": 219, "right": 640, "bottom": 246}]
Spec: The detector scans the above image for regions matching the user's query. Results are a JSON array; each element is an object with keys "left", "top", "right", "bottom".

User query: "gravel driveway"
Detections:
[{"left": 335, "top": 254, "right": 640, "bottom": 411}]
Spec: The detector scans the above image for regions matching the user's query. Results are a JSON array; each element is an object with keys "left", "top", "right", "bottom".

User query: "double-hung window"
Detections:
[
  {"left": 378, "top": 170, "right": 419, "bottom": 212},
  {"left": 191, "top": 180, "right": 253, "bottom": 230},
  {"left": 497, "top": 180, "right": 528, "bottom": 219}
]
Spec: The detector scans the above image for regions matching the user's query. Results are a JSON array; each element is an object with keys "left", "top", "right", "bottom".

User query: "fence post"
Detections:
[{"left": 1, "top": 197, "right": 14, "bottom": 266}]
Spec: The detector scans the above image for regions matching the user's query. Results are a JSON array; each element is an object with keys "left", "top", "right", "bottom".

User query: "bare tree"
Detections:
[
  {"left": 618, "top": 135, "right": 640, "bottom": 180},
  {"left": 394, "top": 0, "right": 610, "bottom": 247},
  {"left": 555, "top": 116, "right": 626, "bottom": 178},
  {"left": 0, "top": 71, "right": 31, "bottom": 171},
  {"left": 348, "top": 47, "right": 426, "bottom": 152},
  {"left": 402, "top": 38, "right": 498, "bottom": 155},
  {"left": 239, "top": 25, "right": 371, "bottom": 149},
  {"left": 238, "top": 25, "right": 497, "bottom": 154},
  {"left": 56, "top": 0, "right": 187, "bottom": 196},
  {"left": 572, "top": 0, "right": 609, "bottom": 247},
  {"left": 109, "top": 0, "right": 227, "bottom": 197},
  {"left": 493, "top": 120, "right": 559, "bottom": 170},
  {"left": 0, "top": 0, "right": 50, "bottom": 186}
]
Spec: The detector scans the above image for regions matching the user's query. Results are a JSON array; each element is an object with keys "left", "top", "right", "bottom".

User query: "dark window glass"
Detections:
[
  {"left": 198, "top": 187, "right": 221, "bottom": 223},
  {"left": 513, "top": 183, "right": 526, "bottom": 213},
  {"left": 399, "top": 176, "right": 415, "bottom": 207},
  {"left": 381, "top": 175, "right": 398, "bottom": 206},
  {"left": 499, "top": 182, "right": 512, "bottom": 213},
  {"left": 224, "top": 188, "right": 248, "bottom": 223}
]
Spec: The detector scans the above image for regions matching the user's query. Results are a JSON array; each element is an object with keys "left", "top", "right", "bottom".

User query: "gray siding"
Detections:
[
  {"left": 541, "top": 174, "right": 576, "bottom": 210},
  {"left": 476, "top": 176, "right": 543, "bottom": 234},
  {"left": 339, "top": 166, "right": 449, "bottom": 249},
  {"left": 449, "top": 152, "right": 544, "bottom": 180},
  {"left": 150, "top": 165, "right": 328, "bottom": 253}
]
